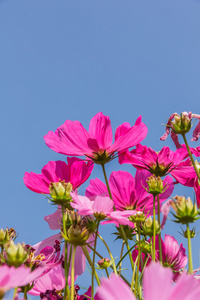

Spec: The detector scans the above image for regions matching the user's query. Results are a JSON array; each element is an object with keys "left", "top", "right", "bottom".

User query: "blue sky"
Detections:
[{"left": 1, "top": 0, "right": 200, "bottom": 295}]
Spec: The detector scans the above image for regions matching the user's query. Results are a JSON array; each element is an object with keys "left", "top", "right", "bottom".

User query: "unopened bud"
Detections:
[
  {"left": 129, "top": 211, "right": 146, "bottom": 224},
  {"left": 146, "top": 175, "right": 165, "bottom": 196},
  {"left": 98, "top": 258, "right": 111, "bottom": 269},
  {"left": 49, "top": 180, "right": 73, "bottom": 205},
  {"left": 141, "top": 217, "right": 160, "bottom": 237},
  {"left": 4, "top": 241, "right": 28, "bottom": 267},
  {"left": 170, "top": 112, "right": 192, "bottom": 135},
  {"left": 171, "top": 196, "right": 200, "bottom": 224}
]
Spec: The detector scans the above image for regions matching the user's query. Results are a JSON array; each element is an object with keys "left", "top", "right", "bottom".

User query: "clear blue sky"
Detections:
[{"left": 1, "top": 0, "right": 200, "bottom": 294}]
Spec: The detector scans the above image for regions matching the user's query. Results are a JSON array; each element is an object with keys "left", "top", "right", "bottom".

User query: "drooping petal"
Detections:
[
  {"left": 85, "top": 178, "right": 108, "bottom": 199},
  {"left": 44, "top": 209, "right": 62, "bottom": 230},
  {"left": 23, "top": 172, "right": 49, "bottom": 194}
]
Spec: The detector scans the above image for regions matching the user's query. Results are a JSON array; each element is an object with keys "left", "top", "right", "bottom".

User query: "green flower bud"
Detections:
[
  {"left": 141, "top": 217, "right": 160, "bottom": 237},
  {"left": 49, "top": 180, "right": 73, "bottom": 205},
  {"left": 170, "top": 112, "right": 192, "bottom": 135},
  {"left": 146, "top": 175, "right": 165, "bottom": 196},
  {"left": 0, "top": 229, "right": 10, "bottom": 244},
  {"left": 171, "top": 196, "right": 200, "bottom": 224},
  {"left": 4, "top": 241, "right": 28, "bottom": 267},
  {"left": 139, "top": 240, "right": 152, "bottom": 254},
  {"left": 129, "top": 211, "right": 146, "bottom": 224},
  {"left": 97, "top": 258, "right": 111, "bottom": 269}
]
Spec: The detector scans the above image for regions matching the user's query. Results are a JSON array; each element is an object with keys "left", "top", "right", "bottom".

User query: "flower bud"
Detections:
[
  {"left": 170, "top": 112, "right": 192, "bottom": 135},
  {"left": 141, "top": 217, "right": 160, "bottom": 237},
  {"left": 4, "top": 241, "right": 28, "bottom": 267},
  {"left": 139, "top": 240, "right": 152, "bottom": 254},
  {"left": 146, "top": 175, "right": 165, "bottom": 196},
  {"left": 129, "top": 211, "right": 146, "bottom": 224},
  {"left": 49, "top": 180, "right": 73, "bottom": 205},
  {"left": 0, "top": 228, "right": 16, "bottom": 245},
  {"left": 0, "top": 229, "right": 10, "bottom": 244},
  {"left": 171, "top": 196, "right": 200, "bottom": 224},
  {"left": 97, "top": 258, "right": 111, "bottom": 269}
]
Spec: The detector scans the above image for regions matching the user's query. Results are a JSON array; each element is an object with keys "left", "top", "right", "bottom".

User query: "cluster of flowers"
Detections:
[{"left": 1, "top": 111, "right": 200, "bottom": 300}]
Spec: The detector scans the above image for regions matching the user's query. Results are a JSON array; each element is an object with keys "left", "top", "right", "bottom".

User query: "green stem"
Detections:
[
  {"left": 91, "top": 221, "right": 100, "bottom": 300},
  {"left": 134, "top": 226, "right": 141, "bottom": 297},
  {"left": 152, "top": 195, "right": 156, "bottom": 261},
  {"left": 23, "top": 286, "right": 28, "bottom": 300},
  {"left": 70, "top": 245, "right": 77, "bottom": 300},
  {"left": 13, "top": 287, "right": 18, "bottom": 300},
  {"left": 82, "top": 246, "right": 101, "bottom": 286},
  {"left": 186, "top": 223, "right": 193, "bottom": 274},
  {"left": 118, "top": 240, "right": 125, "bottom": 276},
  {"left": 101, "top": 164, "right": 135, "bottom": 271},
  {"left": 97, "top": 233, "right": 117, "bottom": 275},
  {"left": 157, "top": 195, "right": 162, "bottom": 263},
  {"left": 62, "top": 205, "right": 70, "bottom": 300},
  {"left": 87, "top": 244, "right": 130, "bottom": 286},
  {"left": 182, "top": 133, "right": 200, "bottom": 182},
  {"left": 131, "top": 255, "right": 138, "bottom": 292}
]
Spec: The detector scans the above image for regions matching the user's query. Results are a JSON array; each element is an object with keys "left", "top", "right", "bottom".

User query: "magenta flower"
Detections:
[
  {"left": 132, "top": 234, "right": 187, "bottom": 279},
  {"left": 86, "top": 170, "right": 174, "bottom": 215},
  {"left": 70, "top": 192, "right": 113, "bottom": 218},
  {"left": 160, "top": 112, "right": 200, "bottom": 146},
  {"left": 119, "top": 144, "right": 197, "bottom": 186},
  {"left": 23, "top": 157, "right": 93, "bottom": 194},
  {"left": 44, "top": 112, "right": 148, "bottom": 164},
  {"left": 96, "top": 262, "right": 200, "bottom": 300}
]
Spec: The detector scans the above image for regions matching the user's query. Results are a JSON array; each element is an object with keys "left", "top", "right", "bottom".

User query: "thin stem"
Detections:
[
  {"left": 134, "top": 226, "right": 141, "bottom": 297},
  {"left": 131, "top": 255, "right": 138, "bottom": 292},
  {"left": 97, "top": 233, "right": 117, "bottom": 275},
  {"left": 152, "top": 195, "right": 156, "bottom": 261},
  {"left": 157, "top": 195, "right": 162, "bottom": 263},
  {"left": 87, "top": 244, "right": 130, "bottom": 286},
  {"left": 70, "top": 245, "right": 77, "bottom": 300},
  {"left": 118, "top": 240, "right": 125, "bottom": 276},
  {"left": 101, "top": 164, "right": 135, "bottom": 271},
  {"left": 182, "top": 133, "right": 200, "bottom": 182},
  {"left": 82, "top": 246, "right": 101, "bottom": 286},
  {"left": 62, "top": 205, "right": 70, "bottom": 300},
  {"left": 12, "top": 287, "right": 18, "bottom": 300},
  {"left": 91, "top": 221, "right": 100, "bottom": 300},
  {"left": 186, "top": 223, "right": 193, "bottom": 274}
]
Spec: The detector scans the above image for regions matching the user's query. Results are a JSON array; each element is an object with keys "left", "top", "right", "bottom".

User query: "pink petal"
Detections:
[
  {"left": 143, "top": 262, "right": 173, "bottom": 300},
  {"left": 89, "top": 112, "right": 113, "bottom": 150},
  {"left": 96, "top": 274, "right": 136, "bottom": 300}
]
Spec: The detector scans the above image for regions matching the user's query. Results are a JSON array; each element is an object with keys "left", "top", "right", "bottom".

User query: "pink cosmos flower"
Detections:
[
  {"left": 96, "top": 262, "right": 200, "bottom": 300},
  {"left": 160, "top": 112, "right": 200, "bottom": 147},
  {"left": 132, "top": 234, "right": 187, "bottom": 279},
  {"left": 24, "top": 157, "right": 93, "bottom": 194},
  {"left": 28, "top": 264, "right": 66, "bottom": 296},
  {"left": 0, "top": 265, "right": 46, "bottom": 296},
  {"left": 86, "top": 170, "right": 174, "bottom": 215},
  {"left": 70, "top": 192, "right": 114, "bottom": 217},
  {"left": 44, "top": 112, "right": 148, "bottom": 164},
  {"left": 119, "top": 144, "right": 197, "bottom": 187}
]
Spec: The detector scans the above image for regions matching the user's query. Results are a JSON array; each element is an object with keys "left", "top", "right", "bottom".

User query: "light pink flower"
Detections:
[
  {"left": 28, "top": 264, "right": 66, "bottom": 296},
  {"left": 23, "top": 157, "right": 93, "bottom": 194},
  {"left": 70, "top": 192, "right": 113, "bottom": 217},
  {"left": 119, "top": 144, "right": 197, "bottom": 187},
  {"left": 86, "top": 170, "right": 174, "bottom": 215},
  {"left": 96, "top": 262, "right": 200, "bottom": 300},
  {"left": 44, "top": 112, "right": 148, "bottom": 163},
  {"left": 0, "top": 265, "right": 46, "bottom": 295}
]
